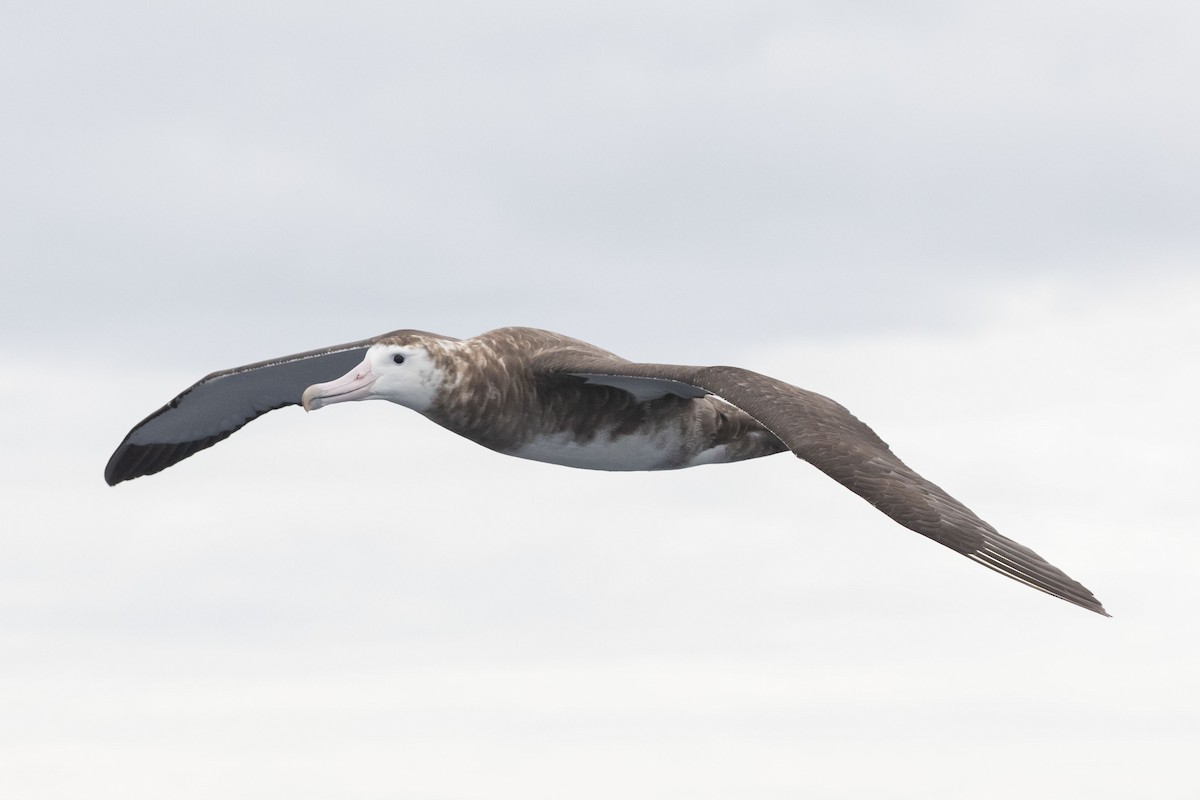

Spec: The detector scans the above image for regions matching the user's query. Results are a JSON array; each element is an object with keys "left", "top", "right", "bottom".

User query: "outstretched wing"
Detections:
[
  {"left": 105, "top": 340, "right": 372, "bottom": 485},
  {"left": 533, "top": 351, "right": 1108, "bottom": 616}
]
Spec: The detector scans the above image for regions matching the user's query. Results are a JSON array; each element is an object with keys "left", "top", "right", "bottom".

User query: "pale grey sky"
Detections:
[
  {"left": 4, "top": 1, "right": 1198, "bottom": 354},
  {"left": 3, "top": 2, "right": 1199, "bottom": 798}
]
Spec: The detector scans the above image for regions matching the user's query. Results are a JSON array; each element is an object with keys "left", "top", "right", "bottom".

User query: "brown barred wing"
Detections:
[{"left": 533, "top": 352, "right": 1108, "bottom": 616}]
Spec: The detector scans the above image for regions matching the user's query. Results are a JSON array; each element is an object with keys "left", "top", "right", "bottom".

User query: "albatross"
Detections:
[{"left": 105, "top": 326, "right": 1108, "bottom": 616}]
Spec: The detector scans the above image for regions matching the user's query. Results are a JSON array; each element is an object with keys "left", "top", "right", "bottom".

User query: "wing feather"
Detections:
[
  {"left": 105, "top": 340, "right": 371, "bottom": 485},
  {"left": 533, "top": 352, "right": 1108, "bottom": 616}
]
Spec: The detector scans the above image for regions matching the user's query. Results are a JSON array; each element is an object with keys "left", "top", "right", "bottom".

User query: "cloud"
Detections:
[
  {"left": 3, "top": 3, "right": 1199, "bottom": 796},
  {"left": 3, "top": 267, "right": 1198, "bottom": 798},
  {"left": 3, "top": 1, "right": 1199, "bottom": 353}
]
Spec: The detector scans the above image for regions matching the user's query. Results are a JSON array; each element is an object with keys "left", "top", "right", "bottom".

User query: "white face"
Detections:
[
  {"left": 364, "top": 343, "right": 444, "bottom": 411},
  {"left": 301, "top": 342, "right": 444, "bottom": 413}
]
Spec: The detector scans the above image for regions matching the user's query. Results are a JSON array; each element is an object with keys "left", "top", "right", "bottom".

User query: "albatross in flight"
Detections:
[{"left": 105, "top": 326, "right": 1108, "bottom": 616}]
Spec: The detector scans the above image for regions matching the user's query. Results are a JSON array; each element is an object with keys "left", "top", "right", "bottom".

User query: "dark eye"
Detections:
[{"left": 392, "top": 353, "right": 405, "bottom": 364}]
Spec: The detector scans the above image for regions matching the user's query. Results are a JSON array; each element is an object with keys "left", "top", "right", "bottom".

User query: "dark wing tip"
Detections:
[
  {"left": 103, "top": 339, "right": 374, "bottom": 486},
  {"left": 104, "top": 432, "right": 237, "bottom": 486},
  {"left": 966, "top": 533, "right": 1110, "bottom": 617}
]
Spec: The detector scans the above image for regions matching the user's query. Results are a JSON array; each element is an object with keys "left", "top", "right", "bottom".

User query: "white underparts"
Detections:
[{"left": 510, "top": 431, "right": 732, "bottom": 471}]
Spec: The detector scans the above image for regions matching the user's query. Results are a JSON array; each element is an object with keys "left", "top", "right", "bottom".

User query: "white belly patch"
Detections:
[{"left": 511, "top": 430, "right": 702, "bottom": 471}]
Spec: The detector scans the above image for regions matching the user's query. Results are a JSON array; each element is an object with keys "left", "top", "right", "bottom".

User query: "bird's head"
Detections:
[{"left": 301, "top": 336, "right": 448, "bottom": 413}]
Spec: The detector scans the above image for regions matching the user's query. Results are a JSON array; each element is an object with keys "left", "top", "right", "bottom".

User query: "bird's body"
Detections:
[
  {"left": 373, "top": 328, "right": 787, "bottom": 471},
  {"left": 107, "top": 326, "right": 1109, "bottom": 616}
]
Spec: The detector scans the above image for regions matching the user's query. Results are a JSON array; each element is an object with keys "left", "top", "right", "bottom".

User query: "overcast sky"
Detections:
[{"left": 3, "top": 2, "right": 1199, "bottom": 798}]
